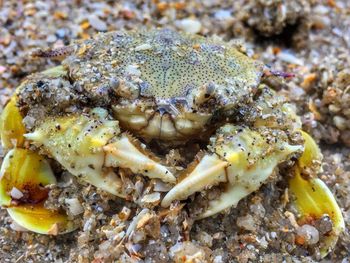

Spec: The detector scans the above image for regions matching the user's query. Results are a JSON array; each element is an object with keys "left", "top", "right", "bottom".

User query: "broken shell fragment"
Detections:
[
  {"left": 0, "top": 148, "right": 76, "bottom": 234},
  {"left": 289, "top": 131, "right": 345, "bottom": 258},
  {"left": 0, "top": 95, "right": 26, "bottom": 149}
]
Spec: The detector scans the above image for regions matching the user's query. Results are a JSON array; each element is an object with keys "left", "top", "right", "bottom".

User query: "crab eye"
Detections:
[
  {"left": 0, "top": 95, "right": 26, "bottom": 149},
  {"left": 0, "top": 148, "right": 76, "bottom": 235}
]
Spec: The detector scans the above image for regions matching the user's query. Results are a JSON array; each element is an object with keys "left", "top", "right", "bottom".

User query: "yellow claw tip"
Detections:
[
  {"left": 8, "top": 204, "right": 77, "bottom": 235},
  {"left": 0, "top": 148, "right": 76, "bottom": 235},
  {"left": 289, "top": 130, "right": 344, "bottom": 258},
  {"left": 298, "top": 130, "right": 322, "bottom": 171},
  {"left": 0, "top": 148, "right": 56, "bottom": 207},
  {"left": 0, "top": 95, "right": 26, "bottom": 149}
]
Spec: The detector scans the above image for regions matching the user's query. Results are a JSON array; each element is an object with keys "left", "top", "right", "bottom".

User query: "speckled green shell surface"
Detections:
[{"left": 63, "top": 29, "right": 264, "bottom": 100}]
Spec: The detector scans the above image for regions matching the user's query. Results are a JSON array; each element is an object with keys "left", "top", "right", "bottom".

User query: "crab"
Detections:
[{"left": 0, "top": 29, "right": 344, "bottom": 256}]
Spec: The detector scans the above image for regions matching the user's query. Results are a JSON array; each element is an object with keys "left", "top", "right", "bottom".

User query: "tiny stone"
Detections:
[
  {"left": 109, "top": 77, "right": 120, "bottom": 91},
  {"left": 214, "top": 10, "right": 232, "bottom": 20},
  {"left": 236, "top": 214, "right": 256, "bottom": 231},
  {"left": 46, "top": 35, "right": 57, "bottom": 43},
  {"left": 213, "top": 255, "right": 223, "bottom": 263},
  {"left": 277, "top": 51, "right": 304, "bottom": 66},
  {"left": 329, "top": 104, "right": 341, "bottom": 113},
  {"left": 119, "top": 206, "right": 131, "bottom": 221},
  {"left": 296, "top": 224, "right": 319, "bottom": 245},
  {"left": 89, "top": 15, "right": 108, "bottom": 31},
  {"left": 10, "top": 221, "right": 28, "bottom": 232},
  {"left": 65, "top": 198, "right": 84, "bottom": 216},
  {"left": 141, "top": 192, "right": 160, "bottom": 204},
  {"left": 175, "top": 18, "right": 202, "bottom": 34},
  {"left": 55, "top": 28, "right": 67, "bottom": 39},
  {"left": 135, "top": 43, "right": 152, "bottom": 51},
  {"left": 333, "top": 115, "right": 347, "bottom": 130},
  {"left": 23, "top": 115, "right": 36, "bottom": 130},
  {"left": 196, "top": 231, "right": 213, "bottom": 247},
  {"left": 250, "top": 203, "right": 265, "bottom": 218},
  {"left": 270, "top": 232, "right": 277, "bottom": 239},
  {"left": 125, "top": 64, "right": 141, "bottom": 77},
  {"left": 10, "top": 187, "right": 24, "bottom": 199},
  {"left": 0, "top": 65, "right": 6, "bottom": 74},
  {"left": 315, "top": 215, "right": 333, "bottom": 235}
]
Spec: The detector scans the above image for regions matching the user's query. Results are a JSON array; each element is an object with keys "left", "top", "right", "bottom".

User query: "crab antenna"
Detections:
[
  {"left": 32, "top": 45, "right": 75, "bottom": 60},
  {"left": 263, "top": 69, "right": 296, "bottom": 79}
]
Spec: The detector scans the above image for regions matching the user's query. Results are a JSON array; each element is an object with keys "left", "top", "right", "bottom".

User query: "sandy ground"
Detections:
[{"left": 0, "top": 0, "right": 349, "bottom": 262}]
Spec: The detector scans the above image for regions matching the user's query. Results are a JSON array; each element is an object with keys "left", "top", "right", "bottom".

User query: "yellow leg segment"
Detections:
[
  {"left": 0, "top": 149, "right": 76, "bottom": 234},
  {"left": 289, "top": 131, "right": 345, "bottom": 257}
]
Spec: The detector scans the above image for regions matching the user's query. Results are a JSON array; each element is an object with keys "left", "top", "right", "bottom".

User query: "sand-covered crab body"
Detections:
[
  {"left": 0, "top": 29, "right": 344, "bottom": 255},
  {"left": 39, "top": 29, "right": 265, "bottom": 142}
]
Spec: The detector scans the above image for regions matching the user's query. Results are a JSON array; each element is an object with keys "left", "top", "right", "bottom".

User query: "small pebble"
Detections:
[
  {"left": 0, "top": 66, "right": 6, "bottom": 74},
  {"left": 296, "top": 224, "right": 319, "bottom": 245},
  {"left": 125, "top": 64, "right": 141, "bottom": 77},
  {"left": 196, "top": 231, "right": 213, "bottom": 247},
  {"left": 141, "top": 192, "right": 161, "bottom": 204},
  {"left": 88, "top": 15, "right": 108, "bottom": 31},
  {"left": 10, "top": 187, "right": 24, "bottom": 199},
  {"left": 65, "top": 198, "right": 84, "bottom": 216},
  {"left": 236, "top": 214, "right": 256, "bottom": 231},
  {"left": 316, "top": 215, "right": 333, "bottom": 235},
  {"left": 333, "top": 115, "right": 347, "bottom": 130},
  {"left": 175, "top": 18, "right": 202, "bottom": 34},
  {"left": 55, "top": 28, "right": 67, "bottom": 39},
  {"left": 214, "top": 10, "right": 231, "bottom": 20},
  {"left": 10, "top": 221, "right": 28, "bottom": 232},
  {"left": 46, "top": 35, "right": 57, "bottom": 43},
  {"left": 277, "top": 51, "right": 304, "bottom": 66}
]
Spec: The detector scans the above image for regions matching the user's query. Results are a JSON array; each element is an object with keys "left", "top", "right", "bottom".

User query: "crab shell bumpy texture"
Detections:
[{"left": 62, "top": 29, "right": 265, "bottom": 141}]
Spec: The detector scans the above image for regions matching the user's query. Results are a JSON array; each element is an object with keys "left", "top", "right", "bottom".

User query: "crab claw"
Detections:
[
  {"left": 103, "top": 135, "right": 176, "bottom": 183},
  {"left": 0, "top": 148, "right": 76, "bottom": 234},
  {"left": 24, "top": 108, "right": 175, "bottom": 197},
  {"left": 0, "top": 66, "right": 67, "bottom": 151},
  {"left": 162, "top": 124, "right": 302, "bottom": 218},
  {"left": 289, "top": 131, "right": 345, "bottom": 258}
]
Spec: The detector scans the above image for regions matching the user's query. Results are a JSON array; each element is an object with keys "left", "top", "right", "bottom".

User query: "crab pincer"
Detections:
[
  {"left": 162, "top": 125, "right": 303, "bottom": 218},
  {"left": 24, "top": 108, "right": 176, "bottom": 197}
]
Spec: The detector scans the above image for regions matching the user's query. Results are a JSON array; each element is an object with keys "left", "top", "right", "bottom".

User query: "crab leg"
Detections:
[
  {"left": 0, "top": 94, "right": 26, "bottom": 149},
  {"left": 289, "top": 131, "right": 345, "bottom": 258},
  {"left": 24, "top": 108, "right": 175, "bottom": 197},
  {"left": 161, "top": 124, "right": 303, "bottom": 218},
  {"left": 0, "top": 148, "right": 77, "bottom": 234}
]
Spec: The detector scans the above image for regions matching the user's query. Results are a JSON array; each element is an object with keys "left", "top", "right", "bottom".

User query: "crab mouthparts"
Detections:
[{"left": 156, "top": 98, "right": 188, "bottom": 116}]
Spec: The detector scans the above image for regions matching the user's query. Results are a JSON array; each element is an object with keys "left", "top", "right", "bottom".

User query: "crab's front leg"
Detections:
[
  {"left": 24, "top": 108, "right": 176, "bottom": 198},
  {"left": 161, "top": 124, "right": 302, "bottom": 218}
]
